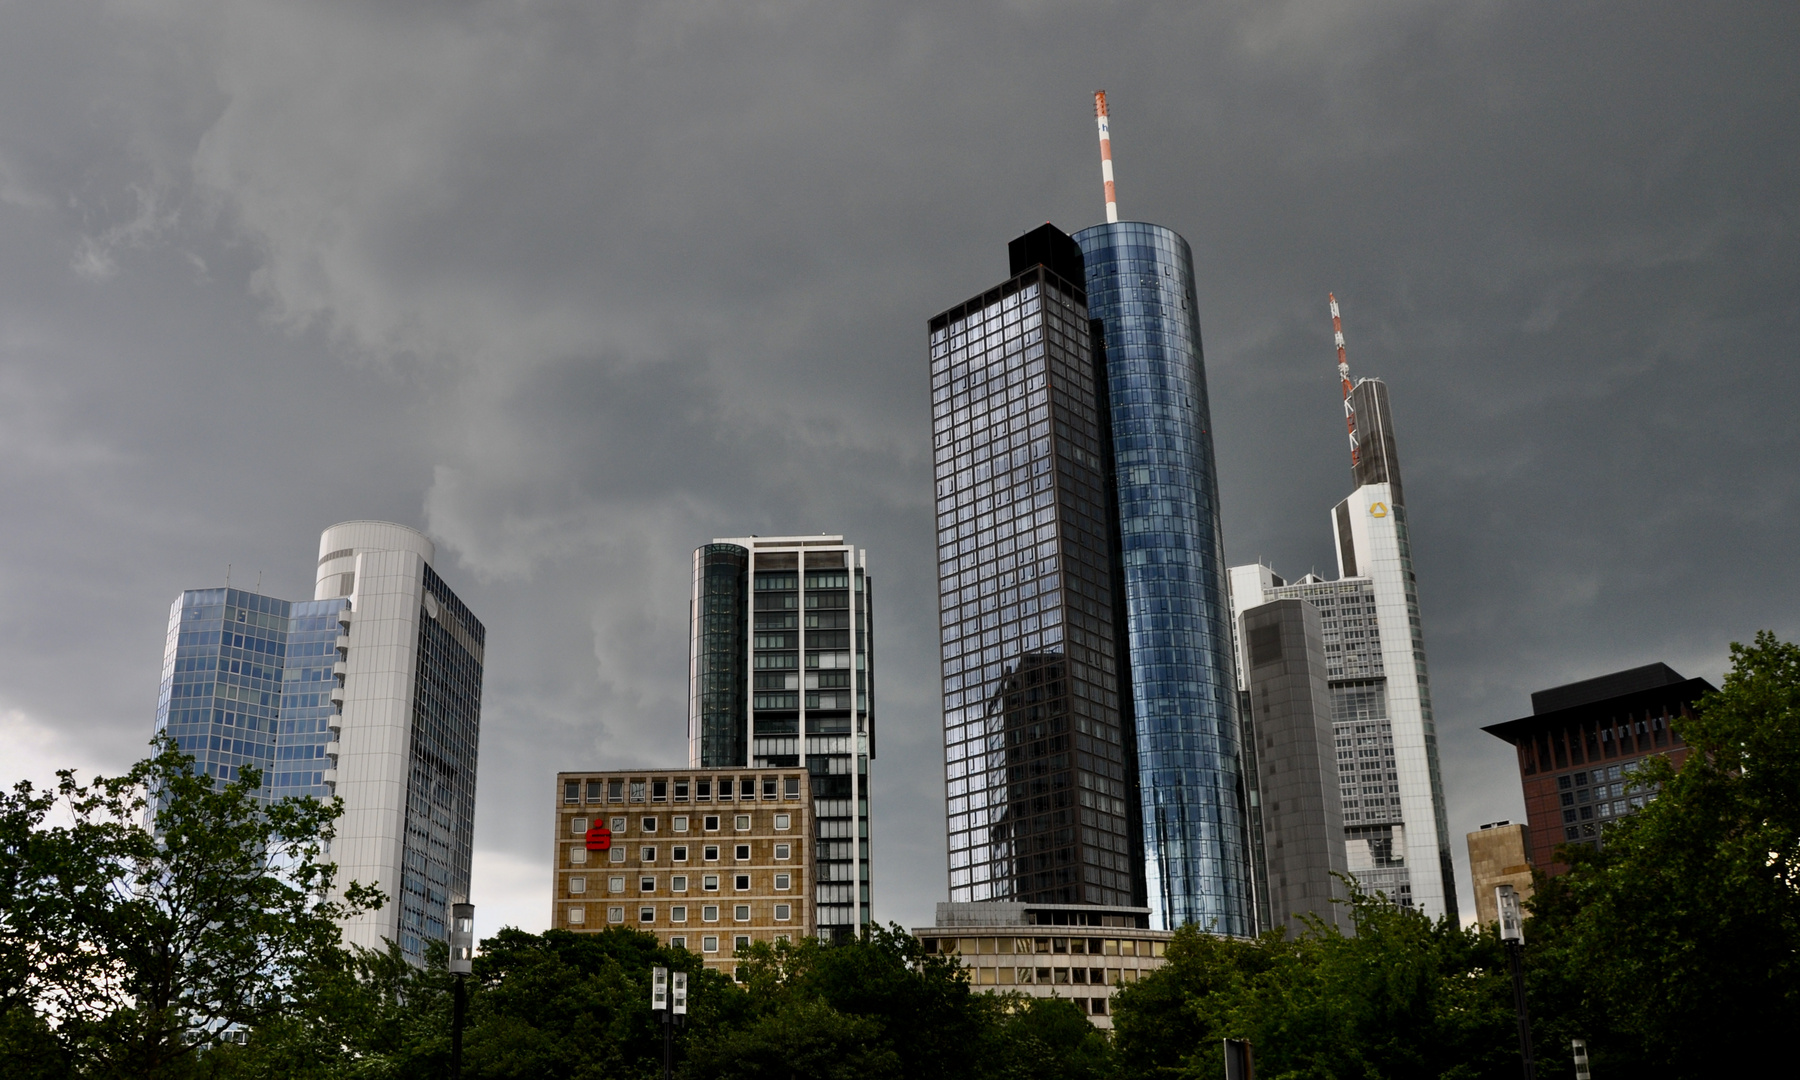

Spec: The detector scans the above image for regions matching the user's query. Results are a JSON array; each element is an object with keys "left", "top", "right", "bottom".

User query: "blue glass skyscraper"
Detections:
[
  {"left": 1072, "top": 222, "right": 1250, "bottom": 935},
  {"left": 156, "top": 588, "right": 292, "bottom": 797}
]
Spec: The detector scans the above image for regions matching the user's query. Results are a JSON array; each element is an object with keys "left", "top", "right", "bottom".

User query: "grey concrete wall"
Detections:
[{"left": 1242, "top": 599, "right": 1348, "bottom": 933}]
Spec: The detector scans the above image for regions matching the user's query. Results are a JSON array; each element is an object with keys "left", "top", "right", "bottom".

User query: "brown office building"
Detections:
[
  {"left": 1466, "top": 821, "right": 1534, "bottom": 926},
  {"left": 552, "top": 767, "right": 812, "bottom": 977},
  {"left": 1482, "top": 663, "right": 1710, "bottom": 874}
]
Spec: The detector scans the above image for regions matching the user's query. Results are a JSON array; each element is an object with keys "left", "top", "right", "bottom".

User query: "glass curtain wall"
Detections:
[
  {"left": 930, "top": 262, "right": 1138, "bottom": 909},
  {"left": 1074, "top": 221, "right": 1251, "bottom": 936}
]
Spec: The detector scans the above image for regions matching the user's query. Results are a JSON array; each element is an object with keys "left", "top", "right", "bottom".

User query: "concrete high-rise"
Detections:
[
  {"left": 1229, "top": 373, "right": 1457, "bottom": 921},
  {"left": 1236, "top": 598, "right": 1347, "bottom": 933},
  {"left": 154, "top": 521, "right": 485, "bottom": 963},
  {"left": 687, "top": 535, "right": 873, "bottom": 940},
  {"left": 929, "top": 219, "right": 1250, "bottom": 935}
]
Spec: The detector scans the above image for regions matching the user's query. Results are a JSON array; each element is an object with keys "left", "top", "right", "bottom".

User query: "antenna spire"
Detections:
[
  {"left": 1329, "top": 293, "right": 1360, "bottom": 467},
  {"left": 1095, "top": 91, "right": 1118, "bottom": 223}
]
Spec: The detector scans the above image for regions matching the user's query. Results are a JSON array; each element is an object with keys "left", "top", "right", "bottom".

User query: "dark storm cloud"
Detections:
[{"left": 0, "top": 0, "right": 1794, "bottom": 929}]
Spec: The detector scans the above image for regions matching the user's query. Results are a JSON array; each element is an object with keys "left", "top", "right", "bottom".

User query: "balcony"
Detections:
[
  {"left": 321, "top": 768, "right": 338, "bottom": 789},
  {"left": 324, "top": 740, "right": 342, "bottom": 762},
  {"left": 329, "top": 686, "right": 345, "bottom": 707},
  {"left": 335, "top": 634, "right": 351, "bottom": 656},
  {"left": 331, "top": 660, "right": 347, "bottom": 679}
]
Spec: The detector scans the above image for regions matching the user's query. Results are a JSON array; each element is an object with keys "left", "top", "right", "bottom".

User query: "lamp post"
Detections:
[
  {"left": 1497, "top": 885, "right": 1535, "bottom": 1080},
  {"left": 650, "top": 966, "right": 688, "bottom": 1080},
  {"left": 449, "top": 901, "right": 475, "bottom": 1080}
]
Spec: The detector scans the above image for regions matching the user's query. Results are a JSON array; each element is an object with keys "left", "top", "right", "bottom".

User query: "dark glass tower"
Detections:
[
  {"left": 929, "top": 228, "right": 1142, "bottom": 909},
  {"left": 1073, "top": 222, "right": 1251, "bottom": 935},
  {"left": 687, "top": 536, "right": 875, "bottom": 940},
  {"left": 928, "top": 222, "right": 1251, "bottom": 935}
]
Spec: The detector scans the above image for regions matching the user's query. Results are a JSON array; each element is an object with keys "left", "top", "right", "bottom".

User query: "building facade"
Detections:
[
  {"left": 1466, "top": 821, "right": 1534, "bottom": 926},
  {"left": 929, "top": 221, "right": 1251, "bottom": 933},
  {"left": 1482, "top": 663, "right": 1707, "bottom": 874},
  {"left": 914, "top": 902, "right": 1171, "bottom": 1029},
  {"left": 553, "top": 767, "right": 813, "bottom": 978},
  {"left": 929, "top": 229, "right": 1142, "bottom": 914},
  {"left": 153, "top": 520, "right": 484, "bottom": 965},
  {"left": 687, "top": 536, "right": 872, "bottom": 940},
  {"left": 1228, "top": 377, "right": 1457, "bottom": 921},
  {"left": 1073, "top": 221, "right": 1251, "bottom": 936},
  {"left": 1238, "top": 599, "right": 1348, "bottom": 933}
]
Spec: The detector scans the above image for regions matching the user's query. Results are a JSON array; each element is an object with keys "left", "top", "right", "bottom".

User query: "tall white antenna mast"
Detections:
[{"left": 1095, "top": 91, "right": 1118, "bottom": 223}]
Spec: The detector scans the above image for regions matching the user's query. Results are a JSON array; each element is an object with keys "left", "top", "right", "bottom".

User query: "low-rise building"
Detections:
[
  {"left": 552, "top": 767, "right": 812, "bottom": 977},
  {"left": 913, "top": 903, "right": 1171, "bottom": 1028},
  {"left": 1466, "top": 821, "right": 1534, "bottom": 926}
]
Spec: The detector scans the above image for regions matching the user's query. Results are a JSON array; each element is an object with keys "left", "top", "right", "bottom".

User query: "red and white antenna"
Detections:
[
  {"left": 1095, "top": 91, "right": 1118, "bottom": 223},
  {"left": 1329, "top": 292, "right": 1360, "bottom": 467}
]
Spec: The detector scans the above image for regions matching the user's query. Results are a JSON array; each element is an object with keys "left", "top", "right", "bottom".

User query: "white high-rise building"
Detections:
[
  {"left": 315, "top": 521, "right": 485, "bottom": 960},
  {"left": 1228, "top": 378, "right": 1455, "bottom": 921}
]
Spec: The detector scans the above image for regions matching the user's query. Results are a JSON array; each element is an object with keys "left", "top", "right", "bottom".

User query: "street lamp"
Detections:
[
  {"left": 651, "top": 966, "right": 688, "bottom": 1080},
  {"left": 1497, "top": 885, "right": 1535, "bottom": 1080},
  {"left": 450, "top": 901, "right": 475, "bottom": 1080}
]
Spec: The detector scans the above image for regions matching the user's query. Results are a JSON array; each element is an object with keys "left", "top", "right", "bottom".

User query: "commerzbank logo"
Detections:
[{"left": 1369, "top": 502, "right": 1389, "bottom": 518}]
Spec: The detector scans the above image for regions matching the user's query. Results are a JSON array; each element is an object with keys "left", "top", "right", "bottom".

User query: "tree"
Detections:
[
  {"left": 1524, "top": 631, "right": 1800, "bottom": 1077},
  {"left": 1111, "top": 893, "right": 1518, "bottom": 1080},
  {"left": 0, "top": 737, "right": 377, "bottom": 1078}
]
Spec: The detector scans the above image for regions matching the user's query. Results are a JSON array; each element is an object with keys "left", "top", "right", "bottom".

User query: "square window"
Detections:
[
  {"left": 642, "top": 817, "right": 658, "bottom": 832},
  {"left": 762, "top": 778, "right": 777, "bottom": 799},
  {"left": 568, "top": 906, "right": 585, "bottom": 925},
  {"left": 673, "top": 816, "right": 689, "bottom": 833},
  {"left": 774, "top": 814, "right": 791, "bottom": 831},
  {"left": 705, "top": 816, "right": 720, "bottom": 832},
  {"left": 697, "top": 780, "right": 712, "bottom": 800},
  {"left": 774, "top": 843, "right": 791, "bottom": 860},
  {"left": 642, "top": 846, "right": 657, "bottom": 862},
  {"left": 630, "top": 782, "right": 646, "bottom": 803},
  {"left": 719, "top": 778, "right": 735, "bottom": 799},
  {"left": 569, "top": 877, "right": 586, "bottom": 894},
  {"left": 704, "top": 845, "right": 720, "bottom": 861},
  {"left": 703, "top": 874, "right": 720, "bottom": 891},
  {"left": 610, "top": 876, "right": 626, "bottom": 893},
  {"left": 672, "top": 875, "right": 688, "bottom": 892},
  {"left": 775, "top": 904, "right": 791, "bottom": 922},
  {"left": 774, "top": 873, "right": 790, "bottom": 890},
  {"left": 735, "top": 815, "right": 751, "bottom": 831},
  {"left": 672, "top": 906, "right": 688, "bottom": 923},
  {"left": 640, "top": 876, "right": 656, "bottom": 892},
  {"left": 675, "top": 780, "right": 690, "bottom": 801},
  {"left": 610, "top": 848, "right": 625, "bottom": 864},
  {"left": 570, "top": 817, "right": 588, "bottom": 835},
  {"left": 734, "top": 874, "right": 751, "bottom": 891},
  {"left": 784, "top": 777, "right": 800, "bottom": 798},
  {"left": 671, "top": 934, "right": 687, "bottom": 949},
  {"left": 735, "top": 844, "right": 751, "bottom": 861},
  {"left": 702, "top": 935, "right": 719, "bottom": 953},
  {"left": 639, "top": 907, "right": 655, "bottom": 923},
  {"left": 775, "top": 933, "right": 790, "bottom": 944},
  {"left": 608, "top": 780, "right": 623, "bottom": 802},
  {"left": 734, "top": 935, "right": 751, "bottom": 951},
  {"left": 734, "top": 904, "right": 751, "bottom": 921},
  {"left": 673, "top": 845, "right": 688, "bottom": 862},
  {"left": 564, "top": 781, "right": 581, "bottom": 804},
  {"left": 569, "top": 847, "right": 588, "bottom": 865},
  {"left": 608, "top": 907, "right": 625, "bottom": 924},
  {"left": 703, "top": 906, "right": 719, "bottom": 923},
  {"left": 611, "top": 817, "right": 628, "bottom": 832}
]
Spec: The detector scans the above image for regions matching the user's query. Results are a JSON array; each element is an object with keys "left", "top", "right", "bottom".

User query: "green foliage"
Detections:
[
  {"left": 1522, "top": 631, "right": 1800, "bottom": 1077},
  {"left": 0, "top": 736, "right": 375, "bottom": 1079},
  {"left": 1111, "top": 895, "right": 1517, "bottom": 1080}
]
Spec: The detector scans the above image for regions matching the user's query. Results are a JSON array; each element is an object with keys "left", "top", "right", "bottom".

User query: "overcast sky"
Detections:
[{"left": 2, "top": 1, "right": 1795, "bottom": 936}]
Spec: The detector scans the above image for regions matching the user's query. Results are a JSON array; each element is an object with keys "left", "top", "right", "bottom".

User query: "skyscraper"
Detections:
[
  {"left": 1228, "top": 345, "right": 1457, "bottom": 918},
  {"left": 929, "top": 203, "right": 1252, "bottom": 932},
  {"left": 153, "top": 521, "right": 485, "bottom": 963},
  {"left": 1073, "top": 220, "right": 1252, "bottom": 935},
  {"left": 687, "top": 535, "right": 873, "bottom": 940}
]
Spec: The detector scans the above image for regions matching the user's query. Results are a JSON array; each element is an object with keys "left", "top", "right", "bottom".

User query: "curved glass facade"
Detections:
[{"left": 1074, "top": 221, "right": 1252, "bottom": 935}]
